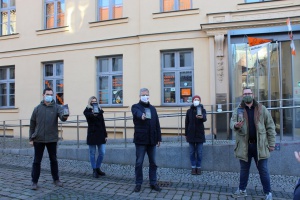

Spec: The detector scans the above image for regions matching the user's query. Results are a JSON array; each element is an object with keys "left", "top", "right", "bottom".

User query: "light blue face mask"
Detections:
[{"left": 45, "top": 95, "right": 53, "bottom": 103}]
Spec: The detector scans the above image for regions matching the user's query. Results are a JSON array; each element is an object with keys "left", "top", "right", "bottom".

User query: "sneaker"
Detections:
[
  {"left": 134, "top": 184, "right": 141, "bottom": 192},
  {"left": 150, "top": 184, "right": 162, "bottom": 192},
  {"left": 232, "top": 188, "right": 247, "bottom": 198},
  {"left": 265, "top": 192, "right": 273, "bottom": 200},
  {"left": 53, "top": 180, "right": 63, "bottom": 187},
  {"left": 31, "top": 182, "right": 38, "bottom": 190}
]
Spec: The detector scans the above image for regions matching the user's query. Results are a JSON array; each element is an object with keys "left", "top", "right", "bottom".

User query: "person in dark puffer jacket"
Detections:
[{"left": 185, "top": 95, "right": 207, "bottom": 175}]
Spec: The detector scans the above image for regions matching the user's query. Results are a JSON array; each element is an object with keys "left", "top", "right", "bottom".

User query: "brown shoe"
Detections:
[
  {"left": 53, "top": 180, "right": 63, "bottom": 187},
  {"left": 191, "top": 168, "right": 196, "bottom": 175},
  {"left": 196, "top": 168, "right": 201, "bottom": 175}
]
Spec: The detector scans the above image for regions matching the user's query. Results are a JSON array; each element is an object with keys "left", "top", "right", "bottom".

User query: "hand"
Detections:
[
  {"left": 157, "top": 141, "right": 161, "bottom": 147},
  {"left": 268, "top": 146, "right": 275, "bottom": 152},
  {"left": 295, "top": 151, "right": 300, "bottom": 163},
  {"left": 141, "top": 113, "right": 146, "bottom": 120},
  {"left": 196, "top": 115, "right": 203, "bottom": 119},
  {"left": 234, "top": 121, "right": 244, "bottom": 128},
  {"left": 29, "top": 141, "right": 33, "bottom": 146}
]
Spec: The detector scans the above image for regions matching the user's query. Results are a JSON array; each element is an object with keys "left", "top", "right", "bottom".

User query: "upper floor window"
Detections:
[
  {"left": 0, "top": 66, "right": 15, "bottom": 107},
  {"left": 161, "top": 0, "right": 191, "bottom": 12},
  {"left": 98, "top": 0, "right": 122, "bottom": 21},
  {"left": 43, "top": 62, "right": 64, "bottom": 105},
  {"left": 97, "top": 56, "right": 123, "bottom": 106},
  {"left": 161, "top": 50, "right": 194, "bottom": 105},
  {"left": 45, "top": 0, "right": 65, "bottom": 29},
  {"left": 0, "top": 0, "right": 16, "bottom": 35},
  {"left": 245, "top": 0, "right": 271, "bottom": 2}
]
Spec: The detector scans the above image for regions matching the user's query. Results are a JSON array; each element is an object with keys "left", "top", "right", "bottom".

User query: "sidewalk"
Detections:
[{"left": 0, "top": 152, "right": 296, "bottom": 200}]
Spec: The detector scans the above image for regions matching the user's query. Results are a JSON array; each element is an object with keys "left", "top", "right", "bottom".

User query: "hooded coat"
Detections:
[
  {"left": 83, "top": 104, "right": 107, "bottom": 145},
  {"left": 185, "top": 104, "right": 207, "bottom": 143},
  {"left": 230, "top": 99, "right": 276, "bottom": 162}
]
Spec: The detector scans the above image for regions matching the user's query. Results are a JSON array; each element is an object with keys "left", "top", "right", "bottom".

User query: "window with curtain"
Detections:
[
  {"left": 161, "top": 0, "right": 191, "bottom": 12},
  {"left": 0, "top": 0, "right": 16, "bottom": 35},
  {"left": 98, "top": 0, "right": 123, "bottom": 21},
  {"left": 98, "top": 56, "right": 123, "bottom": 106},
  {"left": 45, "top": 0, "right": 65, "bottom": 29},
  {"left": 43, "top": 62, "right": 64, "bottom": 105},
  {"left": 161, "top": 50, "right": 194, "bottom": 105},
  {"left": 0, "top": 66, "right": 15, "bottom": 107}
]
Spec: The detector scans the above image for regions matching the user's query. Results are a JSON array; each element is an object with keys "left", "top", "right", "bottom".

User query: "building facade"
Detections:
[{"left": 0, "top": 0, "right": 299, "bottom": 139}]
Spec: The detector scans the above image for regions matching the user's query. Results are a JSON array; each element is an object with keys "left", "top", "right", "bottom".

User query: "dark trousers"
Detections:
[
  {"left": 31, "top": 142, "right": 59, "bottom": 183},
  {"left": 135, "top": 144, "right": 157, "bottom": 185}
]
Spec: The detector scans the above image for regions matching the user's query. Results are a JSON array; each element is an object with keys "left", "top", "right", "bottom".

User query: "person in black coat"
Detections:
[
  {"left": 185, "top": 95, "right": 207, "bottom": 175},
  {"left": 83, "top": 96, "right": 107, "bottom": 178},
  {"left": 131, "top": 88, "right": 162, "bottom": 193},
  {"left": 294, "top": 151, "right": 300, "bottom": 200}
]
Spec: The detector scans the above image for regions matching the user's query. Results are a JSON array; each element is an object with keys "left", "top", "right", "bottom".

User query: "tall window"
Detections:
[
  {"left": 0, "top": 0, "right": 16, "bottom": 35},
  {"left": 161, "top": 0, "right": 191, "bottom": 12},
  {"left": 98, "top": 0, "right": 122, "bottom": 21},
  {"left": 0, "top": 66, "right": 15, "bottom": 107},
  {"left": 45, "top": 0, "right": 65, "bottom": 29},
  {"left": 161, "top": 50, "right": 193, "bottom": 105},
  {"left": 97, "top": 56, "right": 123, "bottom": 106},
  {"left": 43, "top": 62, "right": 64, "bottom": 105}
]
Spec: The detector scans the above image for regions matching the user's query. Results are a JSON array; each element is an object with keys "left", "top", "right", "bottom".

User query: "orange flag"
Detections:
[{"left": 248, "top": 37, "right": 272, "bottom": 47}]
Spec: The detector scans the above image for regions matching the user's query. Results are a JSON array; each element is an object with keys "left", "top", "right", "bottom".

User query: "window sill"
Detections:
[
  {"left": 237, "top": 0, "right": 293, "bottom": 10},
  {"left": 0, "top": 33, "right": 20, "bottom": 41},
  {"left": 0, "top": 108, "right": 19, "bottom": 113},
  {"left": 36, "top": 26, "right": 69, "bottom": 35},
  {"left": 89, "top": 17, "right": 129, "bottom": 28},
  {"left": 153, "top": 8, "right": 199, "bottom": 19}
]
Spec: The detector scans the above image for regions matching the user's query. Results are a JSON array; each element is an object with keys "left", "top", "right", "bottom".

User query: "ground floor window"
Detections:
[
  {"left": 161, "top": 50, "right": 194, "bottom": 105},
  {"left": 97, "top": 56, "right": 123, "bottom": 106},
  {"left": 43, "top": 62, "right": 64, "bottom": 105},
  {"left": 0, "top": 66, "right": 15, "bottom": 107}
]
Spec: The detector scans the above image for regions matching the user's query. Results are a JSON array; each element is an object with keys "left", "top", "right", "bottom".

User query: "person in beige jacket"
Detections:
[{"left": 230, "top": 87, "right": 276, "bottom": 200}]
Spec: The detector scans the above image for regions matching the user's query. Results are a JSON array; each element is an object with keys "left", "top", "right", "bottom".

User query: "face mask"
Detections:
[
  {"left": 140, "top": 95, "right": 149, "bottom": 103},
  {"left": 193, "top": 100, "right": 200, "bottom": 107},
  {"left": 243, "top": 95, "right": 253, "bottom": 103},
  {"left": 45, "top": 95, "right": 53, "bottom": 103}
]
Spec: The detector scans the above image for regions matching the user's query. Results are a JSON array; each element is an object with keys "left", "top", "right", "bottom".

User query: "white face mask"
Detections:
[
  {"left": 140, "top": 95, "right": 149, "bottom": 103},
  {"left": 193, "top": 100, "right": 200, "bottom": 107}
]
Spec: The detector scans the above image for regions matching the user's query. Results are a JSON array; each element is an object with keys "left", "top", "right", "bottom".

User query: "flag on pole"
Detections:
[
  {"left": 248, "top": 37, "right": 272, "bottom": 47},
  {"left": 287, "top": 17, "right": 296, "bottom": 56},
  {"left": 248, "top": 37, "right": 271, "bottom": 55}
]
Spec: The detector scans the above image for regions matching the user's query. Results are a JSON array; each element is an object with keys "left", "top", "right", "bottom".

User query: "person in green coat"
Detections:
[{"left": 230, "top": 87, "right": 276, "bottom": 200}]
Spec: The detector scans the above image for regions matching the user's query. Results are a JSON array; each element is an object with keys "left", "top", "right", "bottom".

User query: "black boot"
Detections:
[
  {"left": 96, "top": 168, "right": 106, "bottom": 176},
  {"left": 93, "top": 169, "right": 99, "bottom": 178}
]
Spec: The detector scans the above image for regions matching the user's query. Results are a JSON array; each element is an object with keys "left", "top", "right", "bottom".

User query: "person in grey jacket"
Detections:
[{"left": 29, "top": 87, "right": 68, "bottom": 190}]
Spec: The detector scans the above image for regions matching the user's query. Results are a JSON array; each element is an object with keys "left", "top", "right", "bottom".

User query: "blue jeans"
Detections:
[
  {"left": 135, "top": 144, "right": 157, "bottom": 185},
  {"left": 88, "top": 144, "right": 105, "bottom": 169},
  {"left": 239, "top": 143, "right": 271, "bottom": 194},
  {"left": 31, "top": 142, "right": 59, "bottom": 183},
  {"left": 189, "top": 142, "right": 203, "bottom": 168}
]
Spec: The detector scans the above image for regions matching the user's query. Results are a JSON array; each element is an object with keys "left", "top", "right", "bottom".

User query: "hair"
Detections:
[
  {"left": 43, "top": 87, "right": 53, "bottom": 94},
  {"left": 88, "top": 96, "right": 97, "bottom": 105},
  {"left": 139, "top": 88, "right": 149, "bottom": 96}
]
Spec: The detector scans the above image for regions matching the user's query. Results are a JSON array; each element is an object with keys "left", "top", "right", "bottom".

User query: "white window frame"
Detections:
[
  {"left": 97, "top": 55, "right": 123, "bottom": 106},
  {"left": 160, "top": 0, "right": 192, "bottom": 12},
  {"left": 43, "top": 62, "right": 64, "bottom": 105},
  {"left": 161, "top": 50, "right": 194, "bottom": 106},
  {"left": 0, "top": 0, "right": 16, "bottom": 35},
  {"left": 0, "top": 66, "right": 15, "bottom": 108},
  {"left": 98, "top": 0, "right": 123, "bottom": 21},
  {"left": 44, "top": 0, "right": 65, "bottom": 29}
]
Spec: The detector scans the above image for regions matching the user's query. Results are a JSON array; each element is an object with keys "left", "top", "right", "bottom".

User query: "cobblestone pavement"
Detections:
[{"left": 0, "top": 152, "right": 296, "bottom": 200}]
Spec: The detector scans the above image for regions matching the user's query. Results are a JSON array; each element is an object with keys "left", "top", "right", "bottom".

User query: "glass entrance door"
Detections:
[{"left": 231, "top": 39, "right": 300, "bottom": 140}]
